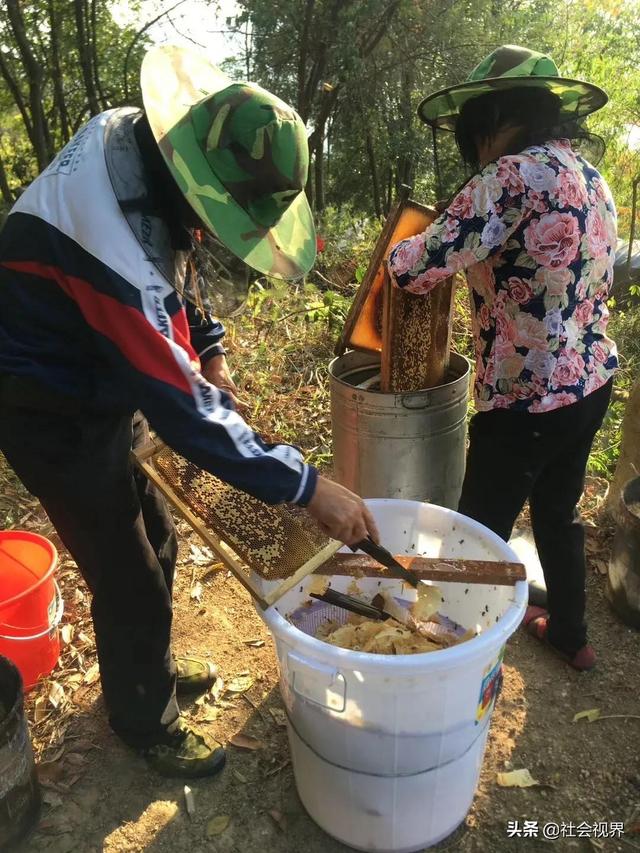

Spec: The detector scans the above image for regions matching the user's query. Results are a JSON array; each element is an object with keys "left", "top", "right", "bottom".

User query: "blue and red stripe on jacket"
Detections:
[{"left": 0, "top": 211, "right": 316, "bottom": 505}]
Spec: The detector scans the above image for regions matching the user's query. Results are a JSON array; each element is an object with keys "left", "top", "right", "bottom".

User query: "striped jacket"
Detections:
[{"left": 0, "top": 109, "right": 316, "bottom": 506}]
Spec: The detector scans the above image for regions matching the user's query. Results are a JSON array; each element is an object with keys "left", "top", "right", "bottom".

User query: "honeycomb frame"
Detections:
[{"left": 132, "top": 439, "right": 340, "bottom": 607}]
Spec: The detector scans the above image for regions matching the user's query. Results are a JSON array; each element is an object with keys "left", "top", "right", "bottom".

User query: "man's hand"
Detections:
[
  {"left": 306, "top": 476, "right": 380, "bottom": 546},
  {"left": 202, "top": 354, "right": 247, "bottom": 411}
]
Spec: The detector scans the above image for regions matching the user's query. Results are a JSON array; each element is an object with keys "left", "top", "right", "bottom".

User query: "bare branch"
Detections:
[{"left": 123, "top": 0, "right": 190, "bottom": 102}]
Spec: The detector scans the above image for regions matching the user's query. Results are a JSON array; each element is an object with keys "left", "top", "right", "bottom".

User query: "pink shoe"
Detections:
[{"left": 523, "top": 606, "right": 596, "bottom": 672}]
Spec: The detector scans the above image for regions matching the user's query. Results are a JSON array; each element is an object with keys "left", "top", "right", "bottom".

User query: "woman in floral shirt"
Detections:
[{"left": 389, "top": 46, "right": 617, "bottom": 671}]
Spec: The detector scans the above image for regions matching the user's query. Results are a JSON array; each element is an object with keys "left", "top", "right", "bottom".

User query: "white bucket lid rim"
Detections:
[{"left": 261, "top": 500, "right": 528, "bottom": 674}]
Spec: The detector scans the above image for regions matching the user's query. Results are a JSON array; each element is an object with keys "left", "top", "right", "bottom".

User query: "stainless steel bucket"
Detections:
[{"left": 329, "top": 350, "right": 470, "bottom": 508}]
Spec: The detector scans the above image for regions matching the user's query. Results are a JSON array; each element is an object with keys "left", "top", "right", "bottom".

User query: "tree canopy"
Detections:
[{"left": 1, "top": 0, "right": 639, "bottom": 231}]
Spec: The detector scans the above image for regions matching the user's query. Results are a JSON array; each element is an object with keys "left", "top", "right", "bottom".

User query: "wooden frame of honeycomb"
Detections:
[
  {"left": 335, "top": 187, "right": 456, "bottom": 394},
  {"left": 132, "top": 438, "right": 341, "bottom": 608}
]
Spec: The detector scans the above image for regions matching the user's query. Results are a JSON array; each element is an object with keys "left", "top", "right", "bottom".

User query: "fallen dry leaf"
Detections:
[
  {"left": 496, "top": 769, "right": 539, "bottom": 788},
  {"left": 198, "top": 707, "right": 219, "bottom": 722},
  {"left": 210, "top": 677, "right": 224, "bottom": 702},
  {"left": 573, "top": 708, "right": 601, "bottom": 723},
  {"left": 61, "top": 624, "right": 74, "bottom": 645},
  {"left": 243, "top": 639, "right": 265, "bottom": 648},
  {"left": 226, "top": 675, "right": 254, "bottom": 694},
  {"left": 43, "top": 790, "right": 63, "bottom": 808},
  {"left": 48, "top": 682, "right": 65, "bottom": 709},
  {"left": 190, "top": 581, "right": 203, "bottom": 602},
  {"left": 57, "top": 772, "right": 83, "bottom": 791},
  {"left": 595, "top": 559, "right": 608, "bottom": 576},
  {"left": 229, "top": 733, "right": 263, "bottom": 751},
  {"left": 34, "top": 696, "right": 48, "bottom": 724},
  {"left": 38, "top": 762, "right": 66, "bottom": 784},
  {"left": 269, "top": 708, "right": 287, "bottom": 728},
  {"left": 265, "top": 759, "right": 290, "bottom": 777},
  {"left": 73, "top": 589, "right": 85, "bottom": 605},
  {"left": 40, "top": 745, "right": 65, "bottom": 765},
  {"left": 206, "top": 815, "right": 231, "bottom": 837},
  {"left": 65, "top": 752, "right": 87, "bottom": 767},
  {"left": 190, "top": 544, "right": 214, "bottom": 565},
  {"left": 202, "top": 563, "right": 224, "bottom": 580},
  {"left": 83, "top": 663, "right": 100, "bottom": 685},
  {"left": 65, "top": 738, "right": 97, "bottom": 753},
  {"left": 233, "top": 770, "right": 248, "bottom": 784},
  {"left": 268, "top": 809, "right": 287, "bottom": 832}
]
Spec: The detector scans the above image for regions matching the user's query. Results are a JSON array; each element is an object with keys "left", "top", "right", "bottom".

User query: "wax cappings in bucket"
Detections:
[{"left": 288, "top": 587, "right": 468, "bottom": 644}]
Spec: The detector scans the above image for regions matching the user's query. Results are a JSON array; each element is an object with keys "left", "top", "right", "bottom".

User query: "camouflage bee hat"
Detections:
[
  {"left": 418, "top": 45, "right": 608, "bottom": 131},
  {"left": 141, "top": 45, "right": 315, "bottom": 280}
]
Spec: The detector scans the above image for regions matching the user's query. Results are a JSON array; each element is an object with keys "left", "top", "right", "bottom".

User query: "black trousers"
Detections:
[
  {"left": 0, "top": 405, "right": 179, "bottom": 747},
  {"left": 458, "top": 380, "right": 613, "bottom": 654}
]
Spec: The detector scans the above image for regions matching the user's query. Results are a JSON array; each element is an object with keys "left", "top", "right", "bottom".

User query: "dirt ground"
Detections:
[{"left": 5, "top": 477, "right": 640, "bottom": 853}]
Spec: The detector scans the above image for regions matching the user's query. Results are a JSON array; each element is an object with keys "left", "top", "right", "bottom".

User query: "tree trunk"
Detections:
[
  {"left": 365, "top": 130, "right": 382, "bottom": 218},
  {"left": 0, "top": 153, "right": 14, "bottom": 207},
  {"left": 73, "top": 0, "right": 101, "bottom": 116},
  {"left": 606, "top": 380, "right": 640, "bottom": 518},
  {"left": 314, "top": 143, "right": 325, "bottom": 213},
  {"left": 297, "top": 0, "right": 316, "bottom": 121},
  {"left": 305, "top": 167, "right": 315, "bottom": 210},
  {"left": 0, "top": 53, "right": 34, "bottom": 143},
  {"left": 5, "top": 0, "right": 52, "bottom": 170},
  {"left": 385, "top": 166, "right": 393, "bottom": 214},
  {"left": 90, "top": 0, "right": 108, "bottom": 109},
  {"left": 48, "top": 0, "right": 72, "bottom": 143}
]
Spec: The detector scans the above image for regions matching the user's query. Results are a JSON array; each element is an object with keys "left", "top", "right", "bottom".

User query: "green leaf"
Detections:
[
  {"left": 206, "top": 815, "right": 231, "bottom": 837},
  {"left": 515, "top": 252, "right": 537, "bottom": 270},
  {"left": 496, "top": 769, "right": 540, "bottom": 788},
  {"left": 354, "top": 265, "right": 366, "bottom": 284},
  {"left": 573, "top": 708, "right": 601, "bottom": 723},
  {"left": 502, "top": 208, "right": 521, "bottom": 225},
  {"left": 464, "top": 231, "right": 481, "bottom": 251}
]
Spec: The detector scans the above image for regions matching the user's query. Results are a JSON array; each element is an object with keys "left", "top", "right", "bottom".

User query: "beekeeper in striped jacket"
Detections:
[{"left": 0, "top": 45, "right": 377, "bottom": 779}]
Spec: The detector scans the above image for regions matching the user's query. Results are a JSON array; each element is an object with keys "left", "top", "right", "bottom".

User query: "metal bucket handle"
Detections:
[
  {"left": 0, "top": 580, "right": 64, "bottom": 641},
  {"left": 401, "top": 393, "right": 432, "bottom": 410}
]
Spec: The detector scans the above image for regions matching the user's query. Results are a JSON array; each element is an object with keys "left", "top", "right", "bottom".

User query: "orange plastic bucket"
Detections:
[{"left": 0, "top": 531, "right": 62, "bottom": 690}]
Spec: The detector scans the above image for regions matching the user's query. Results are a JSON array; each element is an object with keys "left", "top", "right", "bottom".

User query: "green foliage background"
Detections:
[{"left": 1, "top": 0, "right": 639, "bottom": 482}]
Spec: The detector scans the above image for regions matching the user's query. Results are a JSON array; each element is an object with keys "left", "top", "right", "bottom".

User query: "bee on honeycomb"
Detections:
[{"left": 154, "top": 449, "right": 331, "bottom": 580}]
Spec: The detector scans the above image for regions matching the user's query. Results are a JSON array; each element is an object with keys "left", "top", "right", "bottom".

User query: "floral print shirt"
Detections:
[{"left": 388, "top": 139, "right": 618, "bottom": 413}]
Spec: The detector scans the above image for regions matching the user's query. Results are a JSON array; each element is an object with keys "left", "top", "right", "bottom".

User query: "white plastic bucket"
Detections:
[{"left": 258, "top": 500, "right": 527, "bottom": 852}]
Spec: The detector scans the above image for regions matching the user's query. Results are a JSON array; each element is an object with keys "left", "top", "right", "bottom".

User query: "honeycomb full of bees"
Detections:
[{"left": 154, "top": 446, "right": 332, "bottom": 581}]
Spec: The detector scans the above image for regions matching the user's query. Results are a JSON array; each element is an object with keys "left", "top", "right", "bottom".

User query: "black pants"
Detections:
[
  {"left": 458, "top": 380, "right": 613, "bottom": 655},
  {"left": 0, "top": 405, "right": 179, "bottom": 747}
]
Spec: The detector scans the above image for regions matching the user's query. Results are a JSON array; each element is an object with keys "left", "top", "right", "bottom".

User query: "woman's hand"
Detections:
[
  {"left": 306, "top": 476, "right": 380, "bottom": 546},
  {"left": 202, "top": 354, "right": 248, "bottom": 411}
]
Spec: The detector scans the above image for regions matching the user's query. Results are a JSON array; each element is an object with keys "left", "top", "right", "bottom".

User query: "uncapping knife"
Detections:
[{"left": 353, "top": 537, "right": 420, "bottom": 588}]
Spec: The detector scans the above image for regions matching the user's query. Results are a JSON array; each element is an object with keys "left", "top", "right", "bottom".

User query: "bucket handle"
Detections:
[
  {"left": 401, "top": 394, "right": 432, "bottom": 410},
  {"left": 0, "top": 580, "right": 64, "bottom": 641},
  {"left": 286, "top": 651, "right": 346, "bottom": 712}
]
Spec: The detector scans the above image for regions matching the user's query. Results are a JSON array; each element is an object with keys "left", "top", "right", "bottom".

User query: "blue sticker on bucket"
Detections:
[{"left": 476, "top": 647, "right": 505, "bottom": 723}]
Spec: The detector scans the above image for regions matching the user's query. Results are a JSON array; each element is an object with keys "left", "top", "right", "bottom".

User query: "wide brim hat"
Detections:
[
  {"left": 418, "top": 45, "right": 608, "bottom": 131},
  {"left": 141, "top": 45, "right": 315, "bottom": 280}
]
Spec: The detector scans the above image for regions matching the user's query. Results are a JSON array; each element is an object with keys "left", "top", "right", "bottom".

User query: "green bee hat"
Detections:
[
  {"left": 418, "top": 45, "right": 608, "bottom": 131},
  {"left": 141, "top": 45, "right": 315, "bottom": 280}
]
